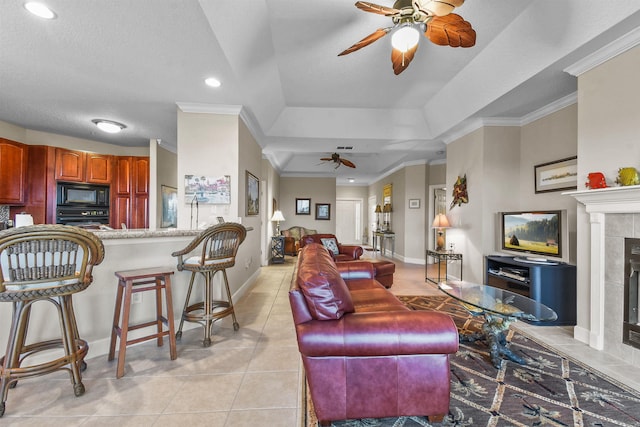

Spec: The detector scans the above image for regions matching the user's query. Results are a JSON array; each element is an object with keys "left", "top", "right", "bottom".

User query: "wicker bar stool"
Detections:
[
  {"left": 108, "top": 267, "right": 177, "bottom": 378},
  {"left": 0, "top": 225, "right": 104, "bottom": 417},
  {"left": 171, "top": 223, "right": 247, "bottom": 347}
]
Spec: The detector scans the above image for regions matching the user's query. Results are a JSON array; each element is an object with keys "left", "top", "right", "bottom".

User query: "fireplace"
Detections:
[{"left": 624, "top": 238, "right": 640, "bottom": 349}]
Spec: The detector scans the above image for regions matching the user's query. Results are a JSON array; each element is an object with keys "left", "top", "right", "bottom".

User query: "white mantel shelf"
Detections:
[{"left": 564, "top": 185, "right": 640, "bottom": 213}]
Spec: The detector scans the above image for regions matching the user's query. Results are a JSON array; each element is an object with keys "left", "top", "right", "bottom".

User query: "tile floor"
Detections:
[{"left": 2, "top": 252, "right": 640, "bottom": 426}]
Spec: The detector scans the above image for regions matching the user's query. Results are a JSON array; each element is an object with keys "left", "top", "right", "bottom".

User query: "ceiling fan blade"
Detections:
[
  {"left": 417, "top": 0, "right": 465, "bottom": 17},
  {"left": 338, "top": 27, "right": 391, "bottom": 56},
  {"left": 320, "top": 158, "right": 333, "bottom": 161},
  {"left": 355, "top": 1, "right": 401, "bottom": 16},
  {"left": 341, "top": 159, "right": 356, "bottom": 168},
  {"left": 391, "top": 43, "right": 419, "bottom": 75},
  {"left": 425, "top": 13, "right": 476, "bottom": 47}
]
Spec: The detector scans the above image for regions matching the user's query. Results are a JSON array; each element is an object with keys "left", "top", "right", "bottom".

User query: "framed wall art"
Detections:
[
  {"left": 184, "top": 174, "right": 230, "bottom": 204},
  {"left": 534, "top": 156, "right": 577, "bottom": 193},
  {"left": 315, "top": 203, "right": 330, "bottom": 220},
  {"left": 160, "top": 185, "right": 177, "bottom": 228},
  {"left": 296, "top": 198, "right": 311, "bottom": 215},
  {"left": 246, "top": 171, "right": 259, "bottom": 216},
  {"left": 408, "top": 199, "right": 420, "bottom": 209}
]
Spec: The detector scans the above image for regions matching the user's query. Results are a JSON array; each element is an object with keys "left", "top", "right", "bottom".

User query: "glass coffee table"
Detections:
[{"left": 438, "top": 280, "right": 557, "bottom": 368}]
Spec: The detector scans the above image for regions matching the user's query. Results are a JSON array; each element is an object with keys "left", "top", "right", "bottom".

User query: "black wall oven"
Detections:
[{"left": 56, "top": 182, "right": 110, "bottom": 226}]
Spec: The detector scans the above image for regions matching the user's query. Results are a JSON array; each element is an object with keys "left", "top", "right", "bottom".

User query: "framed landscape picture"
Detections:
[
  {"left": 315, "top": 203, "right": 330, "bottom": 220},
  {"left": 534, "top": 156, "right": 577, "bottom": 193},
  {"left": 246, "top": 171, "right": 259, "bottom": 216}
]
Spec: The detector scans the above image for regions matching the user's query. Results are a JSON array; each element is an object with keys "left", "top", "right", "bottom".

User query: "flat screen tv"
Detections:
[{"left": 498, "top": 210, "right": 569, "bottom": 264}]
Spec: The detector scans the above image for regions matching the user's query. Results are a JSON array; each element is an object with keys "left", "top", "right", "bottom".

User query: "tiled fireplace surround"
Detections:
[{"left": 568, "top": 186, "right": 640, "bottom": 366}]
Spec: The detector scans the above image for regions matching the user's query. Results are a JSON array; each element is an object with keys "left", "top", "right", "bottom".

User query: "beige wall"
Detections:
[
  {"left": 176, "top": 110, "right": 261, "bottom": 295},
  {"left": 446, "top": 128, "right": 486, "bottom": 282},
  {"left": 155, "top": 146, "right": 178, "bottom": 228},
  {"left": 403, "top": 164, "right": 427, "bottom": 263},
  {"left": 574, "top": 45, "right": 640, "bottom": 337},
  {"left": 279, "top": 177, "right": 336, "bottom": 233}
]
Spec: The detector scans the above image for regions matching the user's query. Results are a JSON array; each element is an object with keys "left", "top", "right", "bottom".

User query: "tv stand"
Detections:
[{"left": 485, "top": 255, "right": 576, "bottom": 325}]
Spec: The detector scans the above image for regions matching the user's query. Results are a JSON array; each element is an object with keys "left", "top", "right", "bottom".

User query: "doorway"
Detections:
[{"left": 336, "top": 199, "right": 362, "bottom": 245}]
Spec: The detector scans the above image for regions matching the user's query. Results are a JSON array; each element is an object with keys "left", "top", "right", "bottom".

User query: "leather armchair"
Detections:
[
  {"left": 281, "top": 226, "right": 317, "bottom": 255},
  {"left": 299, "top": 233, "right": 364, "bottom": 261},
  {"left": 289, "top": 243, "right": 458, "bottom": 425}
]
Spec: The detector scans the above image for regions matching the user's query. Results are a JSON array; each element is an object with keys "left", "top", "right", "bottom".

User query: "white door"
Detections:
[{"left": 336, "top": 199, "right": 362, "bottom": 245}]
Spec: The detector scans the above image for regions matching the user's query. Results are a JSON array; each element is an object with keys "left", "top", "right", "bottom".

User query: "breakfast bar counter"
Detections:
[{"left": 0, "top": 226, "right": 258, "bottom": 362}]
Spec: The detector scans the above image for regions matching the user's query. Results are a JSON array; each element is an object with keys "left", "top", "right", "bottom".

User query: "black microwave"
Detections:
[{"left": 57, "top": 182, "right": 110, "bottom": 207}]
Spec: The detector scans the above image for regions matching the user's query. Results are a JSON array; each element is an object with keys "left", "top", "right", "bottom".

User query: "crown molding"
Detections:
[
  {"left": 564, "top": 26, "right": 640, "bottom": 76},
  {"left": 520, "top": 92, "right": 577, "bottom": 125},
  {"left": 176, "top": 102, "right": 242, "bottom": 115}
]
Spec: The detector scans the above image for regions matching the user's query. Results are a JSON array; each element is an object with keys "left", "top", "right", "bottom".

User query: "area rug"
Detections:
[{"left": 303, "top": 296, "right": 640, "bottom": 427}]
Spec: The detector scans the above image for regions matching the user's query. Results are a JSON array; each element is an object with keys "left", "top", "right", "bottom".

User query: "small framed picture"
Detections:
[
  {"left": 534, "top": 156, "right": 578, "bottom": 193},
  {"left": 296, "top": 198, "right": 311, "bottom": 215},
  {"left": 315, "top": 203, "right": 331, "bottom": 220},
  {"left": 246, "top": 171, "right": 259, "bottom": 216},
  {"left": 409, "top": 199, "right": 420, "bottom": 209}
]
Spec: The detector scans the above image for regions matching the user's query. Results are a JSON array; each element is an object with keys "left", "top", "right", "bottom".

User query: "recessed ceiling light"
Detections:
[
  {"left": 348, "top": 178, "right": 355, "bottom": 183},
  {"left": 24, "top": 2, "right": 56, "bottom": 19},
  {"left": 92, "top": 119, "right": 126, "bottom": 134},
  {"left": 205, "top": 77, "right": 221, "bottom": 88}
]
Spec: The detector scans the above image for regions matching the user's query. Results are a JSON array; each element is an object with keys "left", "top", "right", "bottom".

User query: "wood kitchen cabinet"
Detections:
[
  {"left": 55, "top": 148, "right": 113, "bottom": 184},
  {"left": 0, "top": 138, "right": 27, "bottom": 205},
  {"left": 112, "top": 156, "right": 149, "bottom": 229}
]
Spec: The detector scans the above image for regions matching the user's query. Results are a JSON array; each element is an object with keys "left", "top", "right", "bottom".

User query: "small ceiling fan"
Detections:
[
  {"left": 338, "top": 0, "right": 476, "bottom": 75},
  {"left": 320, "top": 153, "right": 356, "bottom": 169}
]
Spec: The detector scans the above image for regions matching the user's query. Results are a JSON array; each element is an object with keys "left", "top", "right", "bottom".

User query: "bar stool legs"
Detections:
[
  {"left": 108, "top": 268, "right": 177, "bottom": 379},
  {"left": 176, "top": 268, "right": 239, "bottom": 347}
]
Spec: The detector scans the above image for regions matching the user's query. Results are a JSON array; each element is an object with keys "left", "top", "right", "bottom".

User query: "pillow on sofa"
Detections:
[
  {"left": 297, "top": 244, "right": 354, "bottom": 320},
  {"left": 320, "top": 237, "right": 339, "bottom": 255}
]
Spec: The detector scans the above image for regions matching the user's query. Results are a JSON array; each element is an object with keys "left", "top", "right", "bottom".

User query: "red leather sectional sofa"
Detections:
[{"left": 289, "top": 243, "right": 459, "bottom": 425}]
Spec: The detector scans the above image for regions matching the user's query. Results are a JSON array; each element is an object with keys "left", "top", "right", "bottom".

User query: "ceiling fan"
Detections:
[
  {"left": 320, "top": 153, "right": 356, "bottom": 169},
  {"left": 338, "top": 0, "right": 476, "bottom": 75}
]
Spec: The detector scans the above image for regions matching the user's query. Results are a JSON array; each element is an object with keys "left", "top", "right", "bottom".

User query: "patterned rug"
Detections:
[{"left": 303, "top": 296, "right": 640, "bottom": 427}]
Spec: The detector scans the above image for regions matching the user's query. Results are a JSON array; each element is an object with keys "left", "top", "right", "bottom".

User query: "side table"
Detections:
[
  {"left": 426, "top": 250, "right": 462, "bottom": 284},
  {"left": 271, "top": 236, "right": 285, "bottom": 264}
]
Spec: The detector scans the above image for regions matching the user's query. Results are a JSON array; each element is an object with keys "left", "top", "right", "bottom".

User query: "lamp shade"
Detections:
[
  {"left": 270, "top": 210, "right": 285, "bottom": 222},
  {"left": 375, "top": 205, "right": 382, "bottom": 213},
  {"left": 432, "top": 213, "right": 451, "bottom": 229},
  {"left": 383, "top": 204, "right": 392, "bottom": 213}
]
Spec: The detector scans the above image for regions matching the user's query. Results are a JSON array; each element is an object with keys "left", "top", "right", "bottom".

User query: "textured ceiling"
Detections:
[{"left": 1, "top": 1, "right": 640, "bottom": 184}]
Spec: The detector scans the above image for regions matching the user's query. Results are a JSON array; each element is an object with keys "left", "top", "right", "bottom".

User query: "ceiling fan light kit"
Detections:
[
  {"left": 339, "top": 0, "right": 476, "bottom": 74},
  {"left": 391, "top": 24, "right": 421, "bottom": 52}
]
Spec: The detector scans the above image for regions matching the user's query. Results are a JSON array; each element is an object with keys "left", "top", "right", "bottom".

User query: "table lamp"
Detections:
[
  {"left": 375, "top": 205, "right": 382, "bottom": 231},
  {"left": 271, "top": 210, "right": 285, "bottom": 235},
  {"left": 432, "top": 213, "right": 451, "bottom": 251}
]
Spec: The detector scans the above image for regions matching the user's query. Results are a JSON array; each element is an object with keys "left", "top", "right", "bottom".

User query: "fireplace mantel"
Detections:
[
  {"left": 564, "top": 185, "right": 640, "bottom": 213},
  {"left": 565, "top": 185, "right": 640, "bottom": 350}
]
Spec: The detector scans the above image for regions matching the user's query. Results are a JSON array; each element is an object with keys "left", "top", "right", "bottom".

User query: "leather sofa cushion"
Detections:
[{"left": 297, "top": 243, "right": 355, "bottom": 320}]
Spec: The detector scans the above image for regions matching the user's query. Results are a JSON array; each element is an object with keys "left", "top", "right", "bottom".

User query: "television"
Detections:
[{"left": 497, "top": 210, "right": 569, "bottom": 264}]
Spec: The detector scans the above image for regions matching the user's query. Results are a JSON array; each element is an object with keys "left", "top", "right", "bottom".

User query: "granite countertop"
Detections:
[
  {"left": 91, "top": 228, "right": 202, "bottom": 240},
  {"left": 92, "top": 226, "right": 253, "bottom": 240}
]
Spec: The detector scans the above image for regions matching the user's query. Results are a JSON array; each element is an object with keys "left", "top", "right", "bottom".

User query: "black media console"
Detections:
[{"left": 485, "top": 255, "right": 576, "bottom": 326}]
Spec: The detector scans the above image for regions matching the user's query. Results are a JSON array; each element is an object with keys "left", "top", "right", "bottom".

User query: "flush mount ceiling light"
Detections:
[
  {"left": 92, "top": 119, "right": 126, "bottom": 134},
  {"left": 204, "top": 77, "right": 221, "bottom": 88},
  {"left": 24, "top": 2, "right": 56, "bottom": 19}
]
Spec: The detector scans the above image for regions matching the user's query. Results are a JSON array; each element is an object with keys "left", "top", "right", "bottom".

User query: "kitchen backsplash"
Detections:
[{"left": 0, "top": 206, "right": 8, "bottom": 224}]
